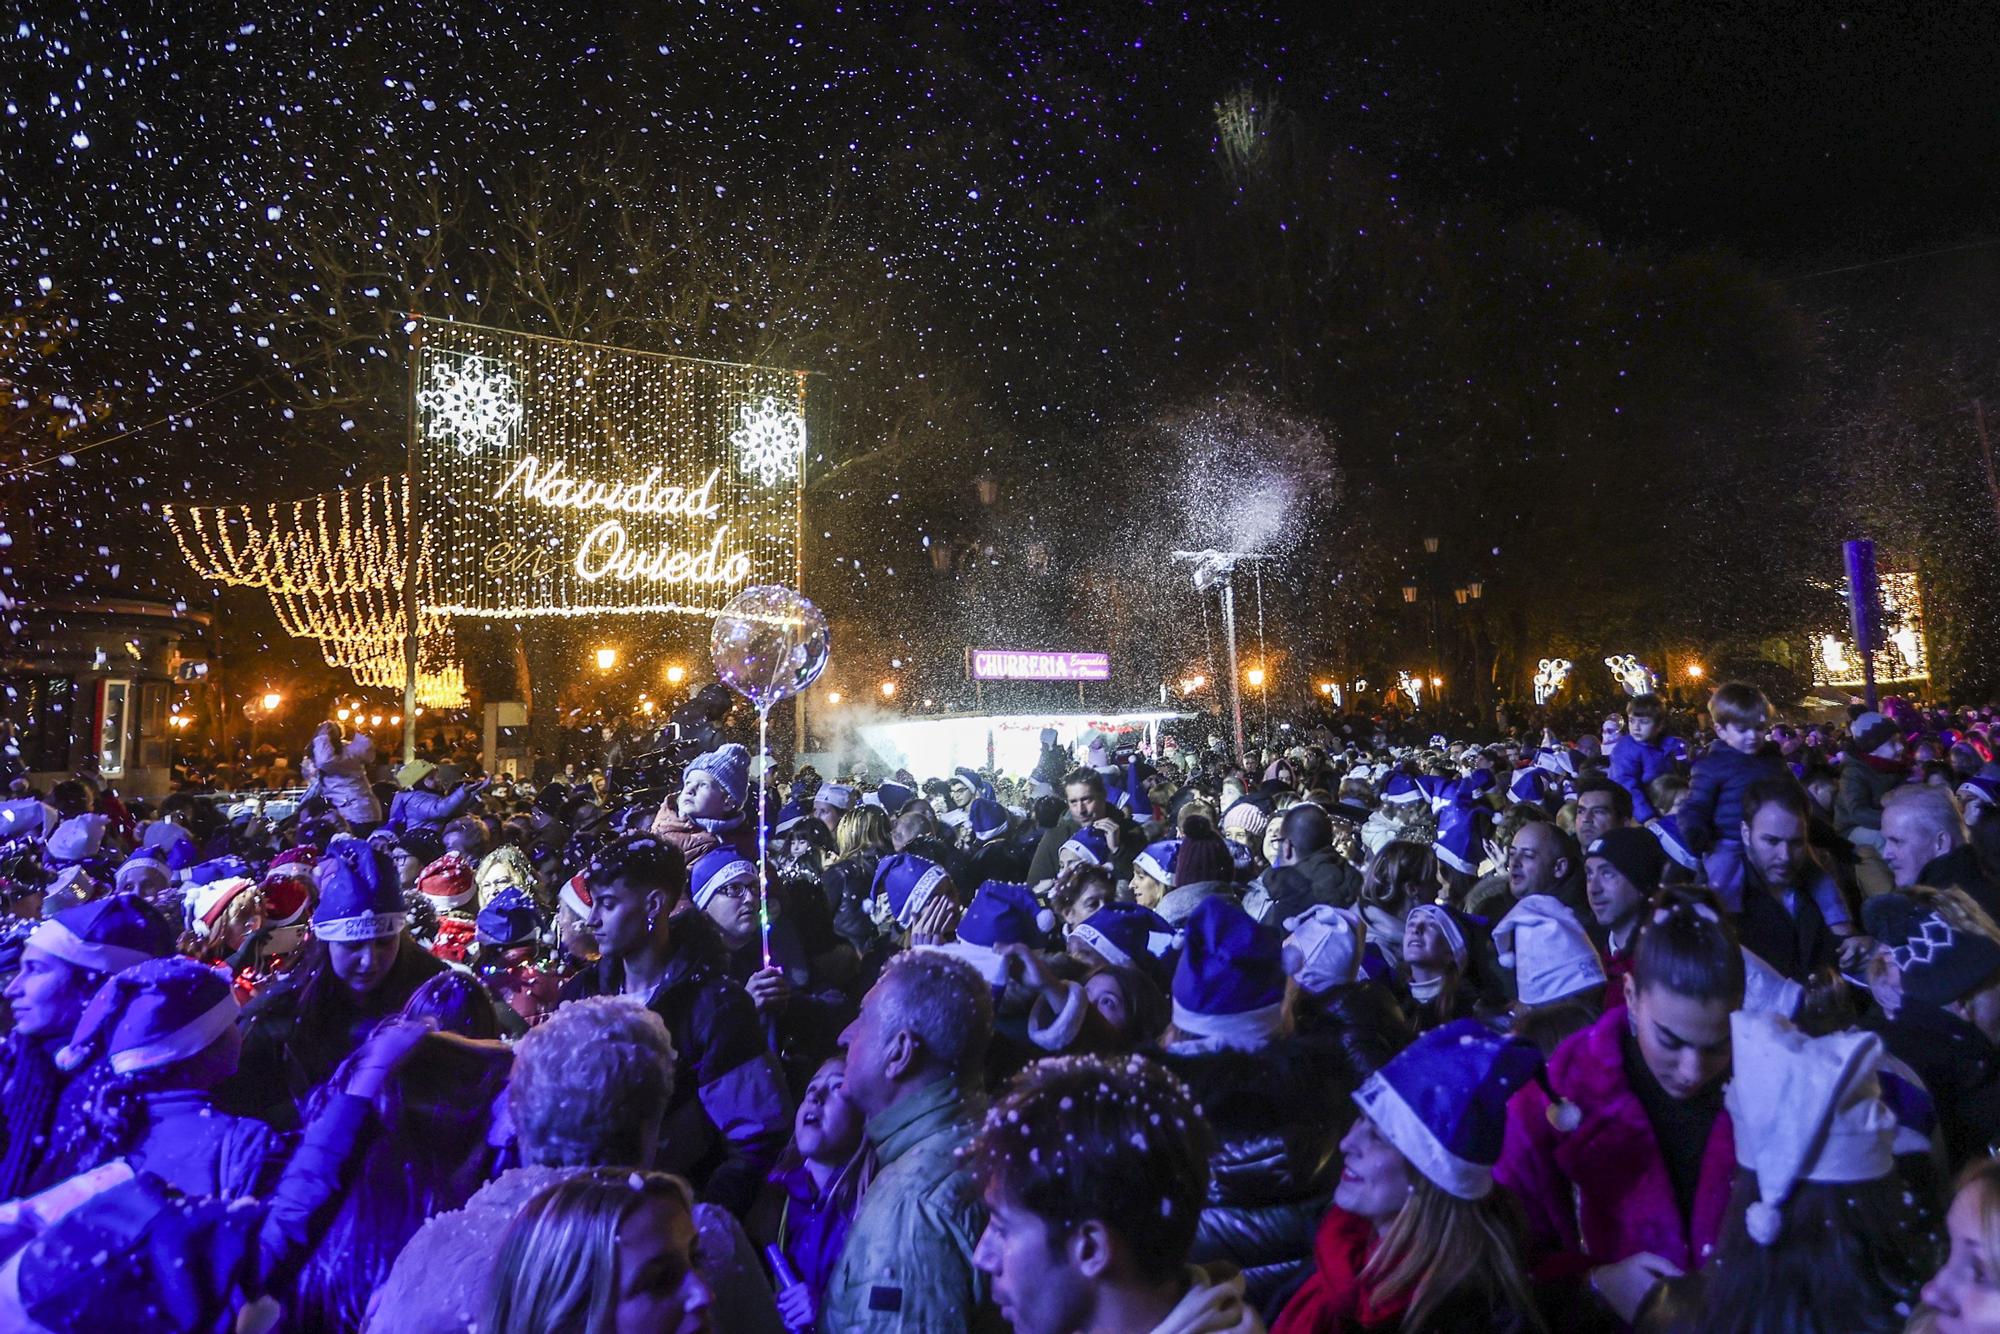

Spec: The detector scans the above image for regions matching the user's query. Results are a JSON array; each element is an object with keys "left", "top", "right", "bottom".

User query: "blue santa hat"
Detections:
[
  {"left": 312, "top": 840, "right": 407, "bottom": 942},
  {"left": 182, "top": 854, "right": 253, "bottom": 888},
  {"left": 56, "top": 954, "right": 238, "bottom": 1074},
  {"left": 1959, "top": 776, "right": 2000, "bottom": 814},
  {"left": 1125, "top": 760, "right": 1156, "bottom": 821},
  {"left": 1414, "top": 774, "right": 1456, "bottom": 813},
  {"left": 113, "top": 846, "right": 172, "bottom": 897},
  {"left": 688, "top": 847, "right": 758, "bottom": 911},
  {"left": 872, "top": 852, "right": 949, "bottom": 928},
  {"left": 936, "top": 881, "right": 1056, "bottom": 986},
  {"left": 1060, "top": 825, "right": 1111, "bottom": 867},
  {"left": 683, "top": 743, "right": 750, "bottom": 809},
  {"left": 1134, "top": 838, "right": 1182, "bottom": 886},
  {"left": 1461, "top": 768, "right": 1498, "bottom": 800},
  {"left": 1353, "top": 1018, "right": 1545, "bottom": 1199},
  {"left": 967, "top": 797, "right": 1011, "bottom": 843},
  {"left": 1070, "top": 901, "right": 1178, "bottom": 987},
  {"left": 1382, "top": 773, "right": 1423, "bottom": 806},
  {"left": 870, "top": 780, "right": 916, "bottom": 813},
  {"left": 1650, "top": 813, "right": 1700, "bottom": 871},
  {"left": 951, "top": 767, "right": 995, "bottom": 803},
  {"left": 771, "top": 798, "right": 807, "bottom": 835},
  {"left": 1433, "top": 802, "right": 1482, "bottom": 875},
  {"left": 26, "top": 892, "right": 176, "bottom": 978},
  {"left": 1170, "top": 897, "right": 1287, "bottom": 1051},
  {"left": 476, "top": 886, "right": 542, "bottom": 948},
  {"left": 1508, "top": 768, "right": 1554, "bottom": 808},
  {"left": 1533, "top": 746, "right": 1578, "bottom": 779}
]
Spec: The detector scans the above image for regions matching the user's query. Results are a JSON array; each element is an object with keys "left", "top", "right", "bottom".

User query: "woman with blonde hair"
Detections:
[
  {"left": 1913, "top": 1157, "right": 2000, "bottom": 1333},
  {"left": 485, "top": 1168, "right": 713, "bottom": 1334},
  {"left": 822, "top": 805, "right": 892, "bottom": 952}
]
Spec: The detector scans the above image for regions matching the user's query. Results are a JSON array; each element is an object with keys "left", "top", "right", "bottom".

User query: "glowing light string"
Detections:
[{"left": 1534, "top": 658, "right": 1572, "bottom": 705}]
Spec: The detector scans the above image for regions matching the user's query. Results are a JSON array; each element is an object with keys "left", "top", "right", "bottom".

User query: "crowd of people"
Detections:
[{"left": 5, "top": 687, "right": 2000, "bottom": 1330}]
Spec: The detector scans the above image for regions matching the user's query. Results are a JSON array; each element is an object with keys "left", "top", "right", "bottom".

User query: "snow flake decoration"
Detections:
[
  {"left": 730, "top": 395, "right": 807, "bottom": 488},
  {"left": 418, "top": 352, "right": 523, "bottom": 457}
]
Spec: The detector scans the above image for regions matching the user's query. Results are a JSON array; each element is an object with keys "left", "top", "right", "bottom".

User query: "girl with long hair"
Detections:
[
  {"left": 484, "top": 1169, "right": 713, "bottom": 1334},
  {"left": 748, "top": 1053, "right": 877, "bottom": 1332},
  {"left": 1274, "top": 1020, "right": 1549, "bottom": 1332},
  {"left": 1358, "top": 840, "right": 1440, "bottom": 979}
]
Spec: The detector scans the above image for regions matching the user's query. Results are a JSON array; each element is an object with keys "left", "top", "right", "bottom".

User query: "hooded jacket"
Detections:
[
  {"left": 385, "top": 781, "right": 478, "bottom": 832},
  {"left": 1679, "top": 742, "right": 1789, "bottom": 854},
  {"left": 1835, "top": 755, "right": 1903, "bottom": 839},
  {"left": 1610, "top": 735, "right": 1675, "bottom": 824},
  {"left": 1495, "top": 1006, "right": 1736, "bottom": 1276},
  {"left": 1250, "top": 849, "right": 1365, "bottom": 924},
  {"left": 1161, "top": 1035, "right": 1354, "bottom": 1317},
  {"left": 820, "top": 1077, "right": 1004, "bottom": 1332}
]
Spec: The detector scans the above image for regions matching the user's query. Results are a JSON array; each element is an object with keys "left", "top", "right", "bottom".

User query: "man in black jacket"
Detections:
[
  {"left": 1244, "top": 803, "right": 1363, "bottom": 926},
  {"left": 1883, "top": 784, "right": 2000, "bottom": 922},
  {"left": 1734, "top": 779, "right": 1842, "bottom": 982},
  {"left": 558, "top": 833, "right": 791, "bottom": 1215}
]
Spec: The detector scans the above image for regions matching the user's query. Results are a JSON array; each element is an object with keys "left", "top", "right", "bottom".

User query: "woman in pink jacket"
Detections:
[{"left": 1495, "top": 887, "right": 1744, "bottom": 1324}]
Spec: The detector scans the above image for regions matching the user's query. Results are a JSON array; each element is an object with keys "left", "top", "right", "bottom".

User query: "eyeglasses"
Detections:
[{"left": 712, "top": 879, "right": 759, "bottom": 902}]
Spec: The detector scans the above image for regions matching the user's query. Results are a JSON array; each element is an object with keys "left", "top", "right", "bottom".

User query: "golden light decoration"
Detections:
[
  {"left": 665, "top": 663, "right": 687, "bottom": 686},
  {"left": 1814, "top": 571, "right": 1930, "bottom": 687},
  {"left": 1533, "top": 658, "right": 1572, "bottom": 705},
  {"left": 163, "top": 476, "right": 469, "bottom": 707},
  {"left": 594, "top": 646, "right": 619, "bottom": 672},
  {"left": 1245, "top": 666, "right": 1267, "bottom": 688},
  {"left": 414, "top": 318, "right": 805, "bottom": 620}
]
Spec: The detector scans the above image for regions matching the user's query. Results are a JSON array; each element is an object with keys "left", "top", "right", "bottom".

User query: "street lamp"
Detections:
[
  {"left": 1401, "top": 582, "right": 1419, "bottom": 604},
  {"left": 1423, "top": 535, "right": 1441, "bottom": 555},
  {"left": 594, "top": 646, "right": 618, "bottom": 672},
  {"left": 827, "top": 691, "right": 843, "bottom": 705},
  {"left": 1245, "top": 667, "right": 1266, "bottom": 688},
  {"left": 260, "top": 691, "right": 283, "bottom": 714},
  {"left": 1687, "top": 663, "right": 1706, "bottom": 680},
  {"left": 879, "top": 680, "right": 898, "bottom": 700},
  {"left": 665, "top": 663, "right": 687, "bottom": 686}
]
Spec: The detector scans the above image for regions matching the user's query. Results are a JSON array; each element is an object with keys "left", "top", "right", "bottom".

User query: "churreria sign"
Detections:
[{"left": 415, "top": 318, "right": 804, "bottom": 619}]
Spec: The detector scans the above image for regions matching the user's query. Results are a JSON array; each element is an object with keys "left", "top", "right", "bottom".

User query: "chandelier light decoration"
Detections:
[
  {"left": 1604, "top": 653, "right": 1656, "bottom": 697},
  {"left": 1533, "top": 657, "right": 1572, "bottom": 705},
  {"left": 164, "top": 477, "right": 469, "bottom": 707},
  {"left": 415, "top": 319, "right": 805, "bottom": 620}
]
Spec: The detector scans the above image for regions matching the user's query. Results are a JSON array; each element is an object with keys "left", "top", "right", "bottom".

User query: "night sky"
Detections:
[{"left": 7, "top": 2, "right": 2000, "bottom": 707}]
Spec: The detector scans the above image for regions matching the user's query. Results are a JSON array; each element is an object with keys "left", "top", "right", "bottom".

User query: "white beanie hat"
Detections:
[
  {"left": 1725, "top": 1010, "right": 1896, "bottom": 1245},
  {"left": 1282, "top": 905, "right": 1365, "bottom": 995},
  {"left": 1494, "top": 893, "right": 1605, "bottom": 1006}
]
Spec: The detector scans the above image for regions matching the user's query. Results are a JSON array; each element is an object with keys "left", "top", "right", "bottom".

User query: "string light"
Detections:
[{"left": 416, "top": 318, "right": 805, "bottom": 619}]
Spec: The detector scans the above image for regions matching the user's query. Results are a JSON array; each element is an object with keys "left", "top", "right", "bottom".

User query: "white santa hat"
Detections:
[{"left": 1494, "top": 893, "right": 1605, "bottom": 1006}]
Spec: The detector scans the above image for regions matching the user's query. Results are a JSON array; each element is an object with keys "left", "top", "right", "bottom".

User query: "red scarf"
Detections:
[{"left": 1273, "top": 1205, "right": 1411, "bottom": 1334}]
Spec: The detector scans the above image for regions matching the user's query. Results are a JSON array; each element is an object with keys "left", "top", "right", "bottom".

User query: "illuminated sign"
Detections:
[
  {"left": 415, "top": 319, "right": 804, "bottom": 619},
  {"left": 970, "top": 649, "right": 1111, "bottom": 682},
  {"left": 1814, "top": 570, "right": 1929, "bottom": 686}
]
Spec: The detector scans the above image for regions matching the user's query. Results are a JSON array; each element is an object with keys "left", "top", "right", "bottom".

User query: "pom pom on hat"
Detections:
[
  {"left": 688, "top": 847, "right": 758, "bottom": 911},
  {"left": 1170, "top": 897, "right": 1287, "bottom": 1051},
  {"left": 1724, "top": 1010, "right": 1897, "bottom": 1247},
  {"left": 684, "top": 743, "right": 750, "bottom": 809},
  {"left": 872, "top": 853, "right": 949, "bottom": 928},
  {"left": 312, "top": 841, "right": 407, "bottom": 943},
  {"left": 1282, "top": 904, "right": 1365, "bottom": 994},
  {"left": 1353, "top": 1019, "right": 1545, "bottom": 1199},
  {"left": 57, "top": 955, "right": 238, "bottom": 1075}
]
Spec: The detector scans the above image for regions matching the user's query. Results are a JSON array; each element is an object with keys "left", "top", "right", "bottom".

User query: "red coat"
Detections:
[
  {"left": 1494, "top": 1005, "right": 1734, "bottom": 1276},
  {"left": 1271, "top": 1205, "right": 1407, "bottom": 1334}
]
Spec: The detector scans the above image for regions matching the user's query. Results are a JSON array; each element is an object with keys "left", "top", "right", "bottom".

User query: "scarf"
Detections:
[
  {"left": 1272, "top": 1204, "right": 1410, "bottom": 1334},
  {"left": 0, "top": 1034, "right": 67, "bottom": 1199}
]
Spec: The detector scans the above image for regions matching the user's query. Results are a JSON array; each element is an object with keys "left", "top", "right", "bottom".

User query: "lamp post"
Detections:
[{"left": 1174, "top": 550, "right": 1270, "bottom": 766}]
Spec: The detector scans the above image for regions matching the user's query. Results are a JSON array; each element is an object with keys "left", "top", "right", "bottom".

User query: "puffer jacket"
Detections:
[
  {"left": 819, "top": 851, "right": 883, "bottom": 953},
  {"left": 1162, "top": 1034, "right": 1354, "bottom": 1319},
  {"left": 1292, "top": 981, "right": 1413, "bottom": 1079}
]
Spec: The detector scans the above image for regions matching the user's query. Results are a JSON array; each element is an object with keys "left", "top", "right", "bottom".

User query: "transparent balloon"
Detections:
[{"left": 709, "top": 585, "right": 830, "bottom": 713}]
